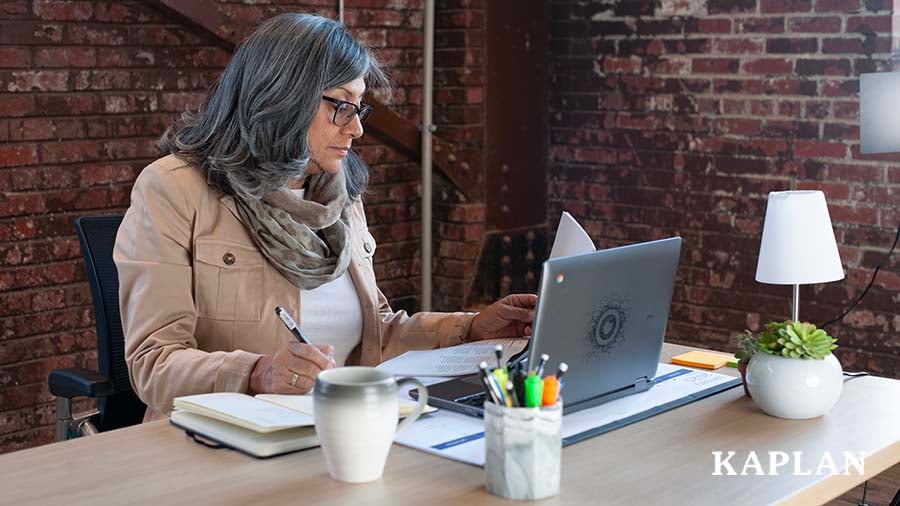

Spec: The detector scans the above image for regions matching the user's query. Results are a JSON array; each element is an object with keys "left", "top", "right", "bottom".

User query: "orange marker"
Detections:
[{"left": 542, "top": 376, "right": 559, "bottom": 406}]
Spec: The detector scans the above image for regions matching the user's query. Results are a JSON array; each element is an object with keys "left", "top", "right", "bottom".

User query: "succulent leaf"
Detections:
[{"left": 755, "top": 320, "right": 837, "bottom": 360}]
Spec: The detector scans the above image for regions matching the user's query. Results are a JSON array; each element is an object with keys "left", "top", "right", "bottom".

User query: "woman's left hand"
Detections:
[{"left": 467, "top": 294, "right": 538, "bottom": 341}]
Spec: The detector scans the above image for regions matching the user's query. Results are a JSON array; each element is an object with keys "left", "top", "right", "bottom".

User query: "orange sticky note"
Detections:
[{"left": 670, "top": 351, "right": 734, "bottom": 370}]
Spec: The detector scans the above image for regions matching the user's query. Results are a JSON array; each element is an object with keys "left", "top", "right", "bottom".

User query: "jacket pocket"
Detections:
[{"left": 193, "top": 238, "right": 264, "bottom": 321}]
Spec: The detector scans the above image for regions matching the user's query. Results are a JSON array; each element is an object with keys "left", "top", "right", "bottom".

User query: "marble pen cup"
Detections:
[{"left": 484, "top": 401, "right": 562, "bottom": 500}]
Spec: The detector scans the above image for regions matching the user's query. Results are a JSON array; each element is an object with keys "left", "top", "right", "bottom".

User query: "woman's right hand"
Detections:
[{"left": 249, "top": 342, "right": 336, "bottom": 394}]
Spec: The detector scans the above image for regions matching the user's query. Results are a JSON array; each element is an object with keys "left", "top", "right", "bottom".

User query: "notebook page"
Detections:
[{"left": 173, "top": 393, "right": 314, "bottom": 433}]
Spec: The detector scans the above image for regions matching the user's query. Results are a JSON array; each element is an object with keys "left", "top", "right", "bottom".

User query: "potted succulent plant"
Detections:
[
  {"left": 744, "top": 320, "right": 843, "bottom": 419},
  {"left": 734, "top": 331, "right": 758, "bottom": 398}
]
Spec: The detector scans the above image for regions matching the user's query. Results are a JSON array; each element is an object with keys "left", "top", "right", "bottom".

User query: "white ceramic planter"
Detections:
[{"left": 745, "top": 351, "right": 843, "bottom": 419}]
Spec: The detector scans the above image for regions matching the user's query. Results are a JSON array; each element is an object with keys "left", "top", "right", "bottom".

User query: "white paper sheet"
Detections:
[
  {"left": 376, "top": 338, "right": 528, "bottom": 377},
  {"left": 394, "top": 364, "right": 740, "bottom": 466},
  {"left": 548, "top": 211, "right": 596, "bottom": 259},
  {"left": 256, "top": 394, "right": 435, "bottom": 417}
]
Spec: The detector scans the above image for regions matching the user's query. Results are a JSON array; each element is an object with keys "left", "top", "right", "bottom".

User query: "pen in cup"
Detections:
[
  {"left": 534, "top": 353, "right": 549, "bottom": 378},
  {"left": 480, "top": 361, "right": 502, "bottom": 404}
]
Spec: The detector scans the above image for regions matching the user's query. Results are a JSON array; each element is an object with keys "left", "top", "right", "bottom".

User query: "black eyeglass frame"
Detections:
[{"left": 321, "top": 96, "right": 374, "bottom": 127}]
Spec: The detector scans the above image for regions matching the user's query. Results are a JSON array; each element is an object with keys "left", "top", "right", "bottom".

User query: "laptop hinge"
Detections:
[{"left": 634, "top": 376, "right": 652, "bottom": 391}]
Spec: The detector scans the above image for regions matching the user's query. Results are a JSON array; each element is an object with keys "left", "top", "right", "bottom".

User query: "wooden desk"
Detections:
[{"left": 3, "top": 344, "right": 899, "bottom": 506}]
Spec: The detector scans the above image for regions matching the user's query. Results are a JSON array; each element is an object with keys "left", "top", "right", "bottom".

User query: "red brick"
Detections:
[
  {"left": 33, "top": 0, "right": 92, "bottom": 21},
  {"left": 708, "top": 0, "right": 756, "bottom": 14},
  {"left": 101, "top": 94, "right": 158, "bottom": 114},
  {"left": 815, "top": 0, "right": 860, "bottom": 11},
  {"left": 822, "top": 38, "right": 864, "bottom": 54},
  {"left": 0, "top": 47, "right": 31, "bottom": 67},
  {"left": 829, "top": 205, "right": 878, "bottom": 225},
  {"left": 796, "top": 59, "right": 851, "bottom": 76},
  {"left": 714, "top": 118, "right": 761, "bottom": 135},
  {"left": 766, "top": 38, "right": 818, "bottom": 53},
  {"left": 8, "top": 118, "right": 80, "bottom": 141},
  {"left": 793, "top": 141, "right": 847, "bottom": 158},
  {"left": 603, "top": 57, "right": 642, "bottom": 74},
  {"left": 788, "top": 16, "right": 842, "bottom": 32},
  {"left": 685, "top": 18, "right": 732, "bottom": 34},
  {"left": 96, "top": 48, "right": 155, "bottom": 67},
  {"left": 34, "top": 94, "right": 98, "bottom": 115},
  {"left": 0, "top": 143, "right": 38, "bottom": 167},
  {"left": 94, "top": 2, "right": 161, "bottom": 23},
  {"left": 692, "top": 58, "right": 738, "bottom": 73},
  {"left": 34, "top": 47, "right": 96, "bottom": 68},
  {"left": 796, "top": 181, "right": 850, "bottom": 200},
  {"left": 736, "top": 17, "right": 785, "bottom": 33},
  {"left": 2, "top": 70, "right": 69, "bottom": 91},
  {"left": 847, "top": 16, "right": 891, "bottom": 34},
  {"left": 73, "top": 69, "right": 131, "bottom": 90},
  {"left": 0, "top": 95, "right": 34, "bottom": 116},
  {"left": 39, "top": 140, "right": 101, "bottom": 164},
  {"left": 741, "top": 58, "right": 793, "bottom": 74},
  {"left": 66, "top": 24, "right": 127, "bottom": 45},
  {"left": 712, "top": 39, "right": 763, "bottom": 54},
  {"left": 760, "top": 0, "right": 812, "bottom": 13}
]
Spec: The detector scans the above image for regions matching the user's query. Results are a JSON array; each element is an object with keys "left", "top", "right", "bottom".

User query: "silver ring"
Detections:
[{"left": 290, "top": 373, "right": 299, "bottom": 387}]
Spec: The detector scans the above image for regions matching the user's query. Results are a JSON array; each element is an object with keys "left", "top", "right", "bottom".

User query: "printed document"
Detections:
[
  {"left": 395, "top": 363, "right": 741, "bottom": 466},
  {"left": 376, "top": 338, "right": 528, "bottom": 377}
]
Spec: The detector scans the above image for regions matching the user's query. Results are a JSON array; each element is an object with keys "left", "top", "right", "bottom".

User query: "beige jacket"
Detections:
[{"left": 114, "top": 155, "right": 475, "bottom": 421}]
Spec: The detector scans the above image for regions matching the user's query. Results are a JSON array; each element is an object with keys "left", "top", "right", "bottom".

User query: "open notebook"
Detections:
[{"left": 170, "top": 392, "right": 433, "bottom": 458}]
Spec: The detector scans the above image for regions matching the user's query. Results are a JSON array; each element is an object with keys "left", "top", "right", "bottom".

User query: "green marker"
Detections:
[{"left": 524, "top": 374, "right": 543, "bottom": 408}]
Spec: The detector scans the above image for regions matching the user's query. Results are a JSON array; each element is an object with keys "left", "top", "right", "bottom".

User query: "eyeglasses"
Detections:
[{"left": 321, "top": 96, "right": 374, "bottom": 127}]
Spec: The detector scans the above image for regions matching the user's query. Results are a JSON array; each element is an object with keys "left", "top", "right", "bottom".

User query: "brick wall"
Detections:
[
  {"left": 431, "top": 0, "right": 486, "bottom": 311},
  {"left": 0, "top": 0, "right": 432, "bottom": 453},
  {"left": 548, "top": 0, "right": 900, "bottom": 377}
]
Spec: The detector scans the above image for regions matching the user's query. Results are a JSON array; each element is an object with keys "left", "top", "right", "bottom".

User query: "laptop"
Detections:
[{"left": 420, "top": 237, "right": 682, "bottom": 417}]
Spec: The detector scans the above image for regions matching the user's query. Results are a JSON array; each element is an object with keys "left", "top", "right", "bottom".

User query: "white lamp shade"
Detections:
[{"left": 755, "top": 190, "right": 844, "bottom": 285}]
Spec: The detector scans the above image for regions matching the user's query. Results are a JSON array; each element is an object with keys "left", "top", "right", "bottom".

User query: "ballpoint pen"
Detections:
[
  {"left": 555, "top": 362, "right": 568, "bottom": 381},
  {"left": 534, "top": 353, "right": 550, "bottom": 378},
  {"left": 505, "top": 380, "right": 518, "bottom": 407},
  {"left": 479, "top": 361, "right": 501, "bottom": 404},
  {"left": 275, "top": 306, "right": 314, "bottom": 346}
]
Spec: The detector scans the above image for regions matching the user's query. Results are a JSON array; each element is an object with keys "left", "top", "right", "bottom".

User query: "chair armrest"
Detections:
[{"left": 49, "top": 367, "right": 114, "bottom": 399}]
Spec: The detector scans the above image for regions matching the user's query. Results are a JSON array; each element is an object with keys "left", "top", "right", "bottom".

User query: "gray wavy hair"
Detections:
[{"left": 160, "top": 13, "right": 389, "bottom": 200}]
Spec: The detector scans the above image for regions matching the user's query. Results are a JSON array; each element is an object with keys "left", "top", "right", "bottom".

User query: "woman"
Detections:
[{"left": 114, "top": 13, "right": 536, "bottom": 421}]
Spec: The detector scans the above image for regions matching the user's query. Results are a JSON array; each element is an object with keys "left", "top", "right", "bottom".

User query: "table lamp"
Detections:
[{"left": 755, "top": 190, "right": 845, "bottom": 322}]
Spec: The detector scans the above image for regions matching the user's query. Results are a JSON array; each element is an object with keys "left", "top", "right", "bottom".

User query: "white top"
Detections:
[{"left": 292, "top": 189, "right": 364, "bottom": 366}]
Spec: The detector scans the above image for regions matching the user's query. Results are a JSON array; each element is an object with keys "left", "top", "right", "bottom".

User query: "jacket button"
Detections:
[
  {"left": 223, "top": 252, "right": 236, "bottom": 265},
  {"left": 364, "top": 242, "right": 373, "bottom": 254}
]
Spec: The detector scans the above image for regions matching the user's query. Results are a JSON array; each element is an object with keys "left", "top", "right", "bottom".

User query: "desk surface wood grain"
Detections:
[{"left": 3, "top": 344, "right": 898, "bottom": 506}]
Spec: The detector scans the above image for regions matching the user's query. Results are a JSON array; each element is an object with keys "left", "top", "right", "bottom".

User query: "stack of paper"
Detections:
[{"left": 376, "top": 338, "right": 528, "bottom": 377}]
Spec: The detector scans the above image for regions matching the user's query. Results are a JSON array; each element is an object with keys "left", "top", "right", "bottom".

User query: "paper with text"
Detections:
[{"left": 376, "top": 339, "right": 528, "bottom": 377}]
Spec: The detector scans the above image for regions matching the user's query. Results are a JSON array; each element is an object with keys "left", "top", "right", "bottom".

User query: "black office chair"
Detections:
[{"left": 48, "top": 216, "right": 146, "bottom": 440}]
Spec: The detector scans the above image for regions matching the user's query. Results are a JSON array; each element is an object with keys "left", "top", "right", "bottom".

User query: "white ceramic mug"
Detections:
[{"left": 313, "top": 367, "right": 428, "bottom": 483}]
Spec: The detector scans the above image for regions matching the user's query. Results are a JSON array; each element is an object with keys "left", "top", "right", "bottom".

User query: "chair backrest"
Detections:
[{"left": 75, "top": 216, "right": 146, "bottom": 430}]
